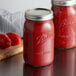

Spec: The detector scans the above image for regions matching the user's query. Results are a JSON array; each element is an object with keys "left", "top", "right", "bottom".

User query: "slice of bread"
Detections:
[{"left": 0, "top": 43, "right": 23, "bottom": 61}]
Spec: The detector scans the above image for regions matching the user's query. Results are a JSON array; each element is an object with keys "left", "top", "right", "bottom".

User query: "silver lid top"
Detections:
[
  {"left": 53, "top": 0, "right": 76, "bottom": 6},
  {"left": 25, "top": 8, "right": 53, "bottom": 21}
]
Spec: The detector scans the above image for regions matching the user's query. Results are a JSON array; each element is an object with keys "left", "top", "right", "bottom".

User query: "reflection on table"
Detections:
[
  {"left": 54, "top": 48, "right": 76, "bottom": 76},
  {"left": 23, "top": 63, "right": 53, "bottom": 76}
]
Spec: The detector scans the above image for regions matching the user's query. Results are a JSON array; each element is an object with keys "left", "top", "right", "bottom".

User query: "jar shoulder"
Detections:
[
  {"left": 53, "top": 5, "right": 76, "bottom": 15},
  {"left": 24, "top": 20, "right": 54, "bottom": 32}
]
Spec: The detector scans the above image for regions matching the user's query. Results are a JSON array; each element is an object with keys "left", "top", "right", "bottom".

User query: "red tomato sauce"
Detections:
[{"left": 53, "top": 5, "right": 76, "bottom": 49}]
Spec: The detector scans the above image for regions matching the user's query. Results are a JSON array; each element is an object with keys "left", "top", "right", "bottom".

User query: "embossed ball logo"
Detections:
[
  {"left": 36, "top": 34, "right": 48, "bottom": 45},
  {"left": 33, "top": 33, "right": 49, "bottom": 49}
]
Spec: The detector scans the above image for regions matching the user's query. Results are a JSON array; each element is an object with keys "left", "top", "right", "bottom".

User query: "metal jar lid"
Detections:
[
  {"left": 53, "top": 0, "right": 76, "bottom": 6},
  {"left": 25, "top": 8, "right": 53, "bottom": 21}
]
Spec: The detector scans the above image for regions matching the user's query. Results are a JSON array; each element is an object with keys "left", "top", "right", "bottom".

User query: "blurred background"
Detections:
[{"left": 0, "top": 0, "right": 51, "bottom": 13}]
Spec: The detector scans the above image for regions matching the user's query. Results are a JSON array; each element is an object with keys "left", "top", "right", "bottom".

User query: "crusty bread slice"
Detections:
[{"left": 0, "top": 43, "right": 23, "bottom": 61}]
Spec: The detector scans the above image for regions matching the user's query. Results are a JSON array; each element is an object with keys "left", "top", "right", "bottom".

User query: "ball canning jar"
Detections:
[
  {"left": 52, "top": 0, "right": 76, "bottom": 49},
  {"left": 23, "top": 8, "right": 54, "bottom": 66}
]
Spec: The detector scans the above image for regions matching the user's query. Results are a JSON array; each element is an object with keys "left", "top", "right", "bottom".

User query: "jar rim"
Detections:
[
  {"left": 53, "top": 0, "right": 76, "bottom": 6},
  {"left": 25, "top": 8, "right": 53, "bottom": 21}
]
